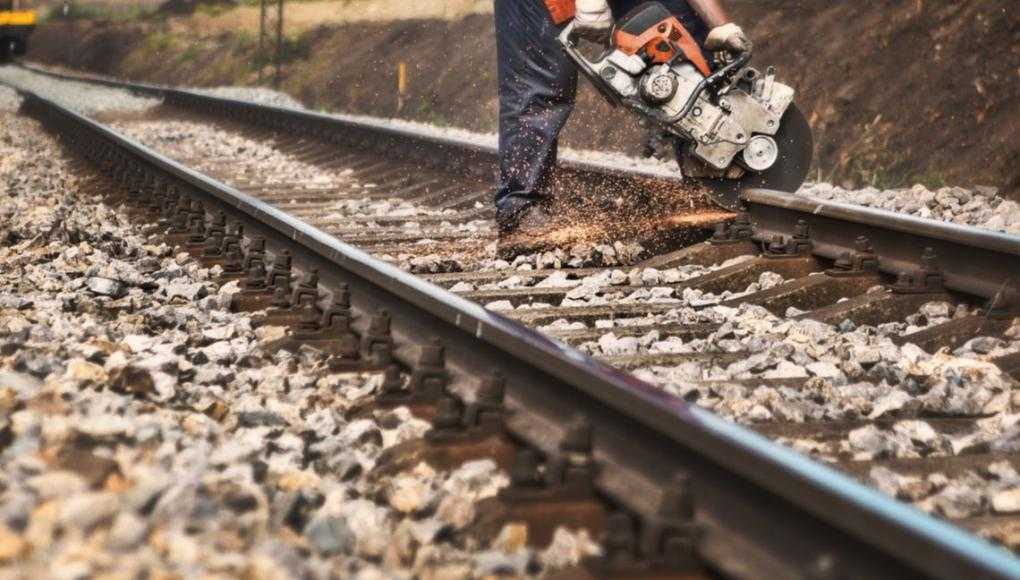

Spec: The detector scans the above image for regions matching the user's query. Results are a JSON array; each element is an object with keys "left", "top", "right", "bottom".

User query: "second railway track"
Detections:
[{"left": 4, "top": 66, "right": 1020, "bottom": 577}]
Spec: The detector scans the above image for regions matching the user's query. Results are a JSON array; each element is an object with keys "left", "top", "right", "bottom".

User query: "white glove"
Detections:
[
  {"left": 575, "top": 0, "right": 613, "bottom": 40},
  {"left": 705, "top": 22, "right": 751, "bottom": 53}
]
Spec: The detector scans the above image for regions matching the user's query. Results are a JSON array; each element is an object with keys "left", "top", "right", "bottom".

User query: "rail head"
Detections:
[{"left": 13, "top": 86, "right": 1020, "bottom": 579}]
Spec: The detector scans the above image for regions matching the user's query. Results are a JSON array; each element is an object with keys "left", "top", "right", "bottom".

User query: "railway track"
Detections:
[{"left": 4, "top": 66, "right": 1020, "bottom": 578}]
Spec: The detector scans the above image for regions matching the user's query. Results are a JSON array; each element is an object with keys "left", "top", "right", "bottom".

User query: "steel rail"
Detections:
[
  {"left": 10, "top": 82, "right": 1020, "bottom": 579},
  {"left": 17, "top": 63, "right": 1020, "bottom": 303},
  {"left": 15, "top": 63, "right": 686, "bottom": 181},
  {"left": 744, "top": 189, "right": 1020, "bottom": 301}
]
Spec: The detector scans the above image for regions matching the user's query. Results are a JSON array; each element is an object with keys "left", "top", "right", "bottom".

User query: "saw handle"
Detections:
[
  {"left": 660, "top": 49, "right": 751, "bottom": 124},
  {"left": 558, "top": 21, "right": 624, "bottom": 107}
]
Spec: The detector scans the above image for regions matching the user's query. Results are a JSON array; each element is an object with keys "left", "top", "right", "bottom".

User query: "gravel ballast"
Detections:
[
  {"left": 189, "top": 86, "right": 305, "bottom": 110},
  {"left": 110, "top": 118, "right": 655, "bottom": 275},
  {"left": 169, "top": 79, "right": 1020, "bottom": 236},
  {"left": 116, "top": 109, "right": 1020, "bottom": 486},
  {"left": 6, "top": 63, "right": 1020, "bottom": 550},
  {"left": 799, "top": 182, "right": 1020, "bottom": 235},
  {"left": 264, "top": 101, "right": 1020, "bottom": 235},
  {"left": 0, "top": 65, "right": 160, "bottom": 115},
  {"left": 0, "top": 85, "right": 21, "bottom": 112},
  {"left": 10, "top": 64, "right": 1018, "bottom": 236},
  {"left": 0, "top": 111, "right": 599, "bottom": 577}
]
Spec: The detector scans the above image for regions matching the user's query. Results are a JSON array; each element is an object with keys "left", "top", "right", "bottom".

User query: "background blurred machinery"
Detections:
[{"left": 0, "top": 0, "right": 36, "bottom": 60}]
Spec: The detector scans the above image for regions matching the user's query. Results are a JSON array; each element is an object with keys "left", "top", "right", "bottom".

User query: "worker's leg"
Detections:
[
  {"left": 610, "top": 0, "right": 709, "bottom": 44},
  {"left": 493, "top": 0, "right": 578, "bottom": 231}
]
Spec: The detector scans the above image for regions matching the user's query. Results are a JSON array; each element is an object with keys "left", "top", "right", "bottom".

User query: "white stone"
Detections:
[{"left": 991, "top": 488, "right": 1020, "bottom": 514}]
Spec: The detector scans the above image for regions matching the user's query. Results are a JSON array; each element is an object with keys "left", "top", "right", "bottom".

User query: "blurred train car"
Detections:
[{"left": 0, "top": 0, "right": 35, "bottom": 60}]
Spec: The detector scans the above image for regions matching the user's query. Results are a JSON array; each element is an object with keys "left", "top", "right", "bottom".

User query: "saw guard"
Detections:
[{"left": 682, "top": 103, "right": 815, "bottom": 209}]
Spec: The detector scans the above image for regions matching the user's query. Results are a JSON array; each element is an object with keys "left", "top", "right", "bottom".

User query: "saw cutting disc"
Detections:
[{"left": 681, "top": 103, "right": 814, "bottom": 210}]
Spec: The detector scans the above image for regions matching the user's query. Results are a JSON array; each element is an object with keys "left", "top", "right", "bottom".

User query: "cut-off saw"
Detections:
[{"left": 559, "top": 1, "right": 814, "bottom": 210}]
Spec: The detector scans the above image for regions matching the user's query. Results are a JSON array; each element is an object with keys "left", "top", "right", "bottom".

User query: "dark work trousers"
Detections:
[{"left": 493, "top": 0, "right": 709, "bottom": 224}]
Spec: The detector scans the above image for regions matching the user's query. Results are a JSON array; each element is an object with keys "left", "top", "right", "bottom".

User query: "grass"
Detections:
[
  {"left": 48, "top": 1, "right": 159, "bottom": 21},
  {"left": 235, "top": 0, "right": 358, "bottom": 6},
  {"left": 869, "top": 167, "right": 951, "bottom": 191},
  {"left": 278, "top": 33, "right": 310, "bottom": 61},
  {"left": 145, "top": 30, "right": 177, "bottom": 52},
  {"left": 408, "top": 100, "right": 450, "bottom": 126},
  {"left": 194, "top": 1, "right": 233, "bottom": 16},
  {"left": 178, "top": 41, "right": 201, "bottom": 63},
  {"left": 232, "top": 29, "right": 257, "bottom": 46}
]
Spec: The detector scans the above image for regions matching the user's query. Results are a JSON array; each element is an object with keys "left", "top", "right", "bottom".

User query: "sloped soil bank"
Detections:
[{"left": 27, "top": 0, "right": 1020, "bottom": 196}]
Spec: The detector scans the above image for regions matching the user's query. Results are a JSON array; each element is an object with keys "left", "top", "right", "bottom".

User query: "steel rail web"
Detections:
[{"left": 11, "top": 84, "right": 1020, "bottom": 579}]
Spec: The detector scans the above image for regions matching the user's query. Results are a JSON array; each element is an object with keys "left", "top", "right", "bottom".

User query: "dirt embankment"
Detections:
[{"left": 27, "top": 0, "right": 1020, "bottom": 194}]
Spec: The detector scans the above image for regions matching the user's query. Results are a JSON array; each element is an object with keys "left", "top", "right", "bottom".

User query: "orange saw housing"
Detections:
[
  {"left": 612, "top": 14, "right": 712, "bottom": 76},
  {"left": 542, "top": 0, "right": 711, "bottom": 77},
  {"left": 543, "top": 0, "right": 575, "bottom": 25}
]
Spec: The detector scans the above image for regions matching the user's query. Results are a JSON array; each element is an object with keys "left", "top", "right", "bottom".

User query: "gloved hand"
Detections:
[
  {"left": 705, "top": 22, "right": 751, "bottom": 53},
  {"left": 574, "top": 0, "right": 613, "bottom": 41}
]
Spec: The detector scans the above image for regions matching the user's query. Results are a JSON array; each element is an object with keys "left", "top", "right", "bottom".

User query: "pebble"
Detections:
[
  {"left": 338, "top": 499, "right": 391, "bottom": 558},
  {"left": 436, "top": 460, "right": 508, "bottom": 530},
  {"left": 106, "top": 512, "right": 149, "bottom": 551},
  {"left": 64, "top": 359, "right": 108, "bottom": 384},
  {"left": 26, "top": 471, "right": 88, "bottom": 500},
  {"left": 58, "top": 492, "right": 119, "bottom": 530},
  {"left": 387, "top": 472, "right": 436, "bottom": 514},
  {"left": 992, "top": 489, "right": 1020, "bottom": 514},
  {"left": 0, "top": 524, "right": 29, "bottom": 562},
  {"left": 0, "top": 84, "right": 22, "bottom": 112},
  {"left": 304, "top": 515, "right": 354, "bottom": 556},
  {"left": 539, "top": 528, "right": 601, "bottom": 569},
  {"left": 0, "top": 371, "right": 42, "bottom": 393},
  {"left": 85, "top": 276, "right": 125, "bottom": 297}
]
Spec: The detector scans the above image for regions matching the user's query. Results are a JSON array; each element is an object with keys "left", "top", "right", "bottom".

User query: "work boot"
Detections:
[{"left": 496, "top": 202, "right": 555, "bottom": 260}]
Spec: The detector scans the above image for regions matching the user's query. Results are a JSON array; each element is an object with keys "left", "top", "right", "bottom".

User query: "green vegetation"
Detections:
[
  {"left": 177, "top": 41, "right": 201, "bottom": 63},
  {"left": 193, "top": 1, "right": 233, "bottom": 16},
  {"left": 47, "top": 1, "right": 159, "bottom": 21},
  {"left": 144, "top": 30, "right": 177, "bottom": 53},
  {"left": 236, "top": 0, "right": 335, "bottom": 6},
  {"left": 408, "top": 99, "right": 450, "bottom": 127},
  {"left": 868, "top": 166, "right": 953, "bottom": 191},
  {"left": 278, "top": 32, "right": 309, "bottom": 61},
  {"left": 232, "top": 29, "right": 256, "bottom": 46}
]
